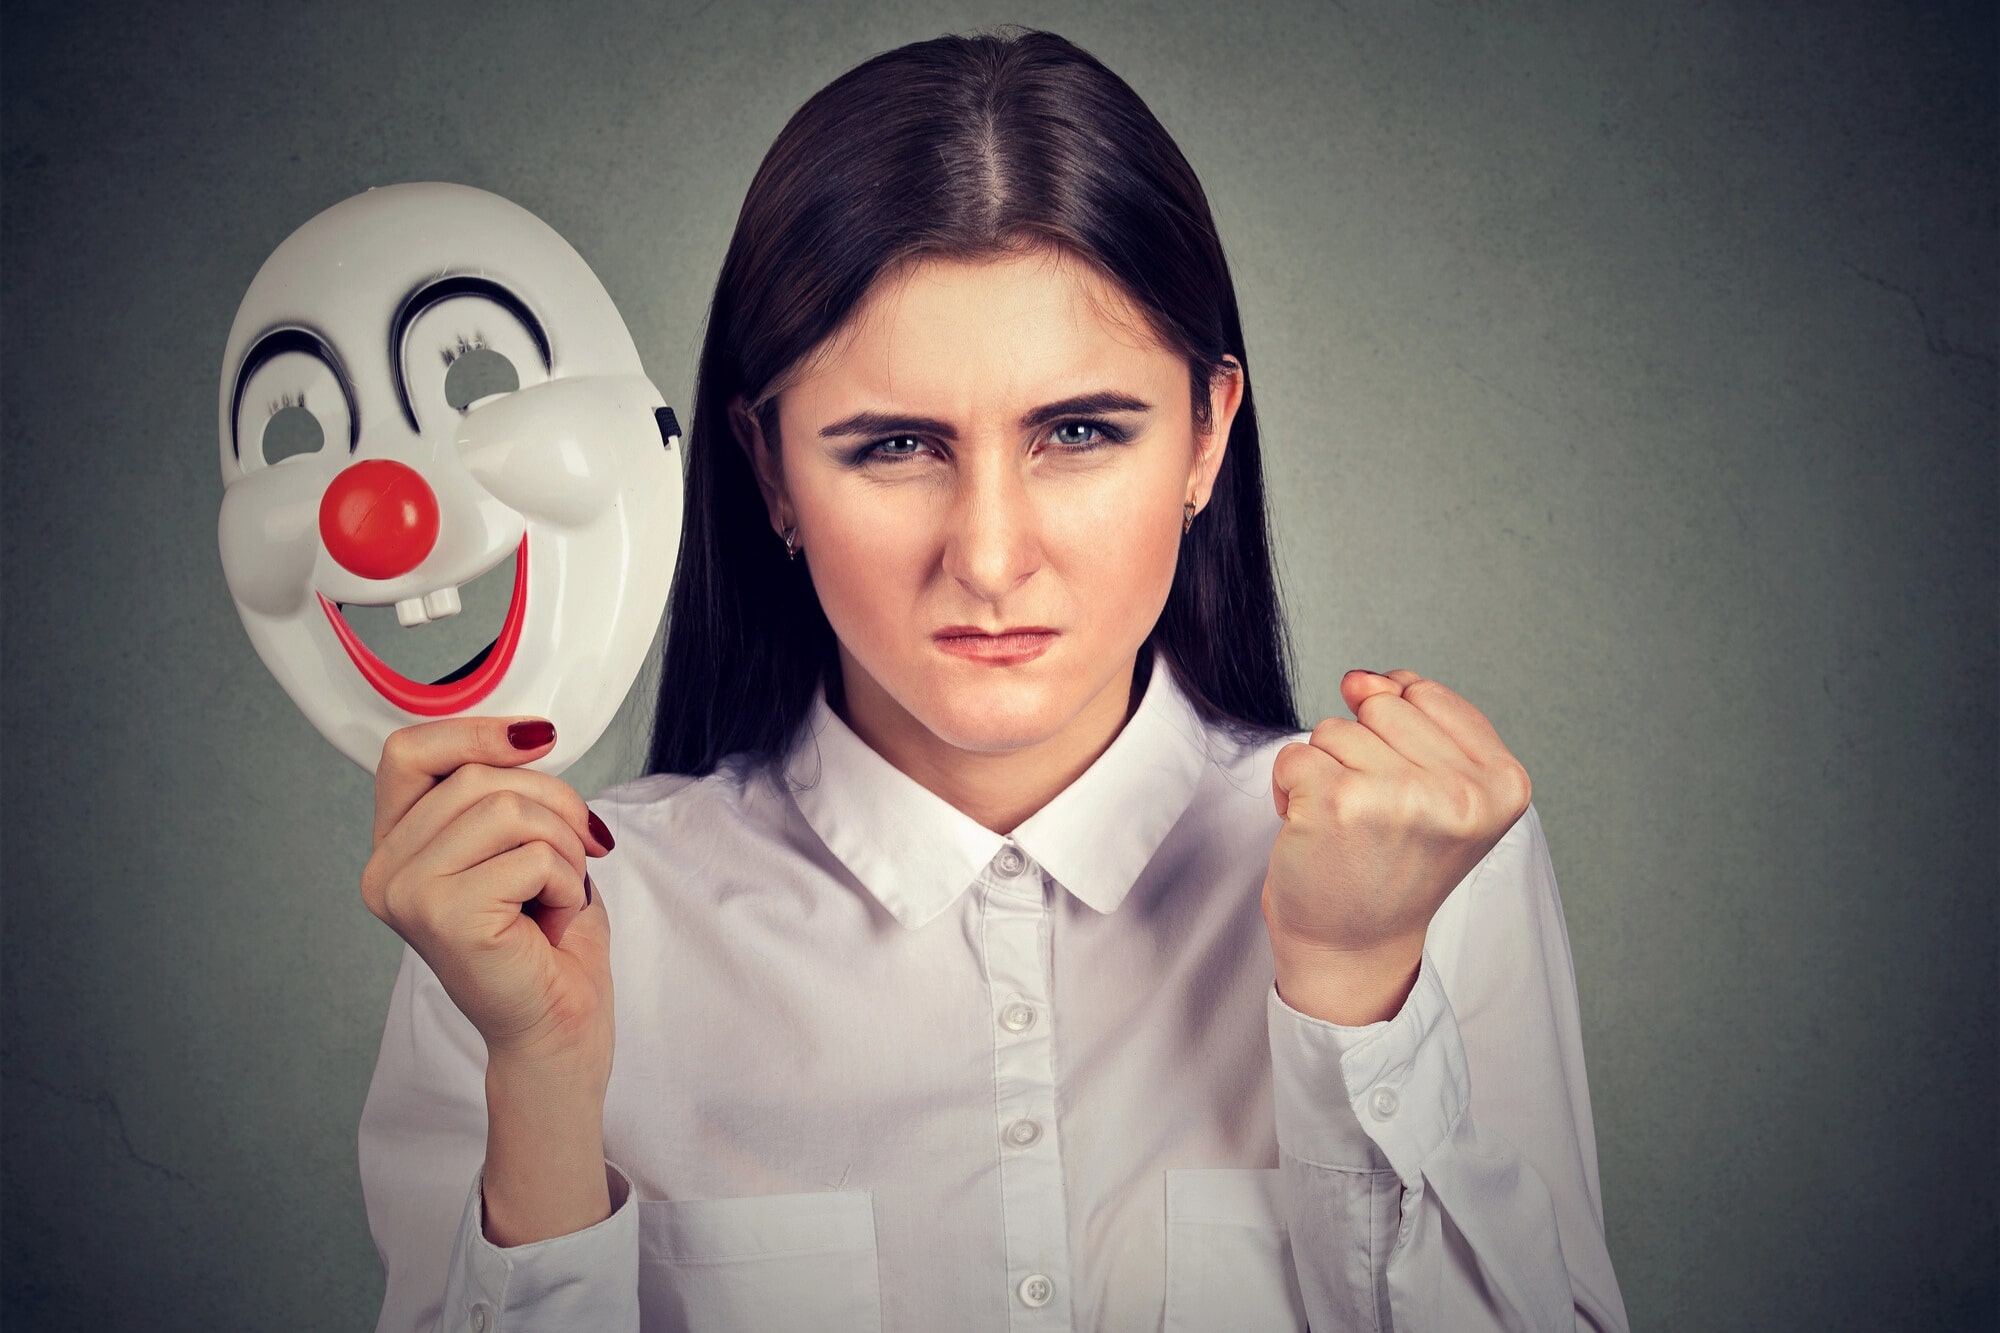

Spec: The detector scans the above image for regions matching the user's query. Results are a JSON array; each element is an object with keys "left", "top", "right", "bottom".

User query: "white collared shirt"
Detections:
[{"left": 360, "top": 655, "right": 1631, "bottom": 1332}]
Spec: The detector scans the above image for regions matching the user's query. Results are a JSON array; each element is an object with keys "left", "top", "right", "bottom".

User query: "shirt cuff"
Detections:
[
  {"left": 438, "top": 1157, "right": 642, "bottom": 1332},
  {"left": 1267, "top": 945, "right": 1470, "bottom": 1185}
]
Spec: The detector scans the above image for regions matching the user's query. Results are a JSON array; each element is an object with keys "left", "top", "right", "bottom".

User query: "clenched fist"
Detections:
[{"left": 1263, "top": 669, "right": 1533, "bottom": 1025}]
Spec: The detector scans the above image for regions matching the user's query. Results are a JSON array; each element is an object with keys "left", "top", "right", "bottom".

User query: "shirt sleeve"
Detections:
[
  {"left": 1265, "top": 802, "right": 1631, "bottom": 1332},
  {"left": 357, "top": 941, "right": 642, "bottom": 1333}
]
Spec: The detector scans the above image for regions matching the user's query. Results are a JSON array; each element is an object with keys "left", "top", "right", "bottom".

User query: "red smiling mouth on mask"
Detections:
[{"left": 315, "top": 532, "right": 529, "bottom": 715}]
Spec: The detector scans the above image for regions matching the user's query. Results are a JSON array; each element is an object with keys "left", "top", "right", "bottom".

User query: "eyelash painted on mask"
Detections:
[
  {"left": 439, "top": 333, "right": 489, "bottom": 366},
  {"left": 849, "top": 418, "right": 1130, "bottom": 466},
  {"left": 266, "top": 389, "right": 306, "bottom": 417}
]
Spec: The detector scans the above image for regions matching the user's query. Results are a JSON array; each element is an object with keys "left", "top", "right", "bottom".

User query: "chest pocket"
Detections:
[
  {"left": 637, "top": 1188, "right": 883, "bottom": 1333},
  {"left": 1164, "top": 1168, "right": 1309, "bottom": 1333}
]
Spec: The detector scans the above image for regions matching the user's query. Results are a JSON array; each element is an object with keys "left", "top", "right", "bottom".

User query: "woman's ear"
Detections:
[
  {"left": 1187, "top": 356, "right": 1245, "bottom": 512},
  {"left": 729, "top": 393, "right": 792, "bottom": 535}
]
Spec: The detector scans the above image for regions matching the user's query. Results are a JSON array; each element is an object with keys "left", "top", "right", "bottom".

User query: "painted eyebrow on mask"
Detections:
[
  {"left": 816, "top": 390, "right": 1154, "bottom": 442},
  {"left": 387, "top": 274, "right": 552, "bottom": 431},
  {"left": 229, "top": 324, "right": 360, "bottom": 463}
]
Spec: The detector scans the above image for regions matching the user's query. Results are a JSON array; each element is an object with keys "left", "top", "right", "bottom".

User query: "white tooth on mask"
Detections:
[
  {"left": 423, "top": 585, "right": 462, "bottom": 620},
  {"left": 395, "top": 597, "right": 431, "bottom": 628}
]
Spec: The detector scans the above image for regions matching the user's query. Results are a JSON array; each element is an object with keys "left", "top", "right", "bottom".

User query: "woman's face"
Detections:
[{"left": 735, "top": 247, "right": 1243, "bottom": 755}]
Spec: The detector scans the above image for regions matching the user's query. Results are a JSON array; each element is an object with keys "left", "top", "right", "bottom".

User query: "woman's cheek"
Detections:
[
  {"left": 1057, "top": 485, "right": 1180, "bottom": 615},
  {"left": 811, "top": 509, "right": 931, "bottom": 656}
]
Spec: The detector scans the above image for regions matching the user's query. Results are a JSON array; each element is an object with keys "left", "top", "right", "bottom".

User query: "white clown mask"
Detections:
[{"left": 217, "top": 182, "right": 682, "bottom": 775}]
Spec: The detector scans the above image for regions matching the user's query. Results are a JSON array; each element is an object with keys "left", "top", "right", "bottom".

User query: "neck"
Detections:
[{"left": 831, "top": 645, "right": 1150, "bottom": 835}]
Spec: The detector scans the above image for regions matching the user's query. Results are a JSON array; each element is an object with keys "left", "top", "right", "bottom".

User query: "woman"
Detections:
[{"left": 358, "top": 27, "right": 1630, "bottom": 1333}]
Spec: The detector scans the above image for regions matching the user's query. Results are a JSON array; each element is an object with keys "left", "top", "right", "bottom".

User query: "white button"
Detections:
[
  {"left": 1005, "top": 1117, "right": 1043, "bottom": 1148},
  {"left": 1369, "top": 1085, "right": 1400, "bottom": 1120},
  {"left": 1000, "top": 1002, "right": 1037, "bottom": 1033},
  {"left": 995, "top": 845, "right": 1026, "bottom": 876},
  {"left": 469, "top": 1302, "right": 491, "bottom": 1332},
  {"left": 1018, "top": 1272, "right": 1055, "bottom": 1307}
]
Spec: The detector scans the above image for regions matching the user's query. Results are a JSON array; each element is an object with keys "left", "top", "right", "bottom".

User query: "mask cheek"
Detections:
[
  {"left": 218, "top": 461, "right": 325, "bottom": 616},
  {"left": 455, "top": 377, "right": 657, "bottom": 528}
]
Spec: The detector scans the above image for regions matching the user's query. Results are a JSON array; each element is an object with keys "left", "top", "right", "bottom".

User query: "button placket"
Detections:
[{"left": 980, "top": 852, "right": 1071, "bottom": 1326}]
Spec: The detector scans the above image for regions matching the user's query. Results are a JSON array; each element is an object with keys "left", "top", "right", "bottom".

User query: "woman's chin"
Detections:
[{"left": 907, "top": 677, "right": 1077, "bottom": 754}]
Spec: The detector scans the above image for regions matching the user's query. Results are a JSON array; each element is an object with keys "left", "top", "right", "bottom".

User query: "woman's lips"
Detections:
[{"left": 933, "top": 629, "right": 1057, "bottom": 664}]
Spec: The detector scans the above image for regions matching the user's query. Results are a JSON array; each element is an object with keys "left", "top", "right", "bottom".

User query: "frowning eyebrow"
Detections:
[{"left": 817, "top": 391, "right": 1154, "bottom": 440}]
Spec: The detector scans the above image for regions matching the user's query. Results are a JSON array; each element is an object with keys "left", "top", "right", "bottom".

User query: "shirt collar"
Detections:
[{"left": 779, "top": 655, "right": 1215, "bottom": 931}]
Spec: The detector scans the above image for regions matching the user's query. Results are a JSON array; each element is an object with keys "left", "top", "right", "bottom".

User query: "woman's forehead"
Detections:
[
  {"left": 862, "top": 248, "right": 1156, "bottom": 343},
  {"left": 786, "top": 250, "right": 1173, "bottom": 415}
]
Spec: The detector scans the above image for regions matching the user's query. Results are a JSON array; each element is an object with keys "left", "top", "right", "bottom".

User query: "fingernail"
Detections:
[
  {"left": 508, "top": 719, "right": 555, "bottom": 749},
  {"left": 587, "top": 810, "right": 615, "bottom": 851},
  {"left": 584, "top": 872, "right": 594, "bottom": 907}
]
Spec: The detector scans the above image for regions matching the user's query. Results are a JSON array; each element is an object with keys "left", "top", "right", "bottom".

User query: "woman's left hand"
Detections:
[{"left": 1262, "top": 669, "right": 1533, "bottom": 1025}]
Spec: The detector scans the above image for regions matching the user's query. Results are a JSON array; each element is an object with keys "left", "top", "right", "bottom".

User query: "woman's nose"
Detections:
[
  {"left": 943, "top": 467, "right": 1041, "bottom": 599},
  {"left": 318, "top": 458, "right": 440, "bottom": 580}
]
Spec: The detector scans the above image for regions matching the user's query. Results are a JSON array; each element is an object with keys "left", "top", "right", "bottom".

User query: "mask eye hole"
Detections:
[
  {"left": 261, "top": 401, "right": 325, "bottom": 465},
  {"left": 230, "top": 345, "right": 351, "bottom": 475},
  {"left": 400, "top": 290, "right": 547, "bottom": 430},
  {"left": 444, "top": 344, "right": 520, "bottom": 411}
]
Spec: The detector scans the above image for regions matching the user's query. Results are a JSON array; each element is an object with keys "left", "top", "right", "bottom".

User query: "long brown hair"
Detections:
[{"left": 648, "top": 25, "right": 1300, "bottom": 776}]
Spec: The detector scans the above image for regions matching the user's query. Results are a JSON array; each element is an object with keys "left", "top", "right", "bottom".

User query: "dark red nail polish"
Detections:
[
  {"left": 587, "top": 810, "right": 615, "bottom": 851},
  {"left": 508, "top": 719, "right": 555, "bottom": 749},
  {"left": 584, "top": 872, "right": 594, "bottom": 907}
]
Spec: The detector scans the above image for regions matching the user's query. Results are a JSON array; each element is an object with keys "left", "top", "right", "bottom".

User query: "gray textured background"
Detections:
[{"left": 3, "top": 0, "right": 1993, "bottom": 1328}]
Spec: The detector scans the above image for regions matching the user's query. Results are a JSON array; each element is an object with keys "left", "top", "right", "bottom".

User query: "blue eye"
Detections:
[
  {"left": 1046, "top": 419, "right": 1130, "bottom": 453},
  {"left": 849, "top": 435, "right": 928, "bottom": 465}
]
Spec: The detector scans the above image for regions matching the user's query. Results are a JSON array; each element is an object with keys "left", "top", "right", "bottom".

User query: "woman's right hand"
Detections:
[{"left": 359, "top": 716, "right": 615, "bottom": 1082}]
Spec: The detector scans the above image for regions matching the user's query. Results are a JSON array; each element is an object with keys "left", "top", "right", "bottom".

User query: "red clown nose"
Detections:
[{"left": 319, "top": 459, "right": 440, "bottom": 580}]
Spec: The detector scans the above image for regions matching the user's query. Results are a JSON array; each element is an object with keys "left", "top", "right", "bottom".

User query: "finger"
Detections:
[
  {"left": 1349, "top": 687, "right": 1480, "bottom": 775},
  {"left": 374, "top": 715, "right": 560, "bottom": 849},
  {"left": 1393, "top": 677, "right": 1521, "bottom": 772},
  {"left": 377, "top": 763, "right": 613, "bottom": 892},
  {"left": 457, "top": 840, "right": 589, "bottom": 949},
  {"left": 1338, "top": 668, "right": 1405, "bottom": 718},
  {"left": 1269, "top": 738, "right": 1345, "bottom": 820},
  {"left": 411, "top": 787, "right": 592, "bottom": 899},
  {"left": 523, "top": 868, "right": 596, "bottom": 952},
  {"left": 1307, "top": 715, "right": 1410, "bottom": 774}
]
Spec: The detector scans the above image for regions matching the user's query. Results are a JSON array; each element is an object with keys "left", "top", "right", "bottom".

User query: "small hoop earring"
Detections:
[
  {"left": 782, "top": 525, "right": 799, "bottom": 560},
  {"left": 1182, "top": 501, "right": 1196, "bottom": 535}
]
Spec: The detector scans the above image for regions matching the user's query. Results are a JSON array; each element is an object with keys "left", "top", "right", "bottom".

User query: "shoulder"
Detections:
[
  {"left": 1192, "top": 715, "right": 1311, "bottom": 803},
  {"left": 587, "top": 752, "right": 796, "bottom": 850},
  {"left": 575, "top": 755, "right": 825, "bottom": 944},
  {"left": 1162, "top": 715, "right": 1309, "bottom": 853},
  {"left": 591, "top": 744, "right": 783, "bottom": 804}
]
